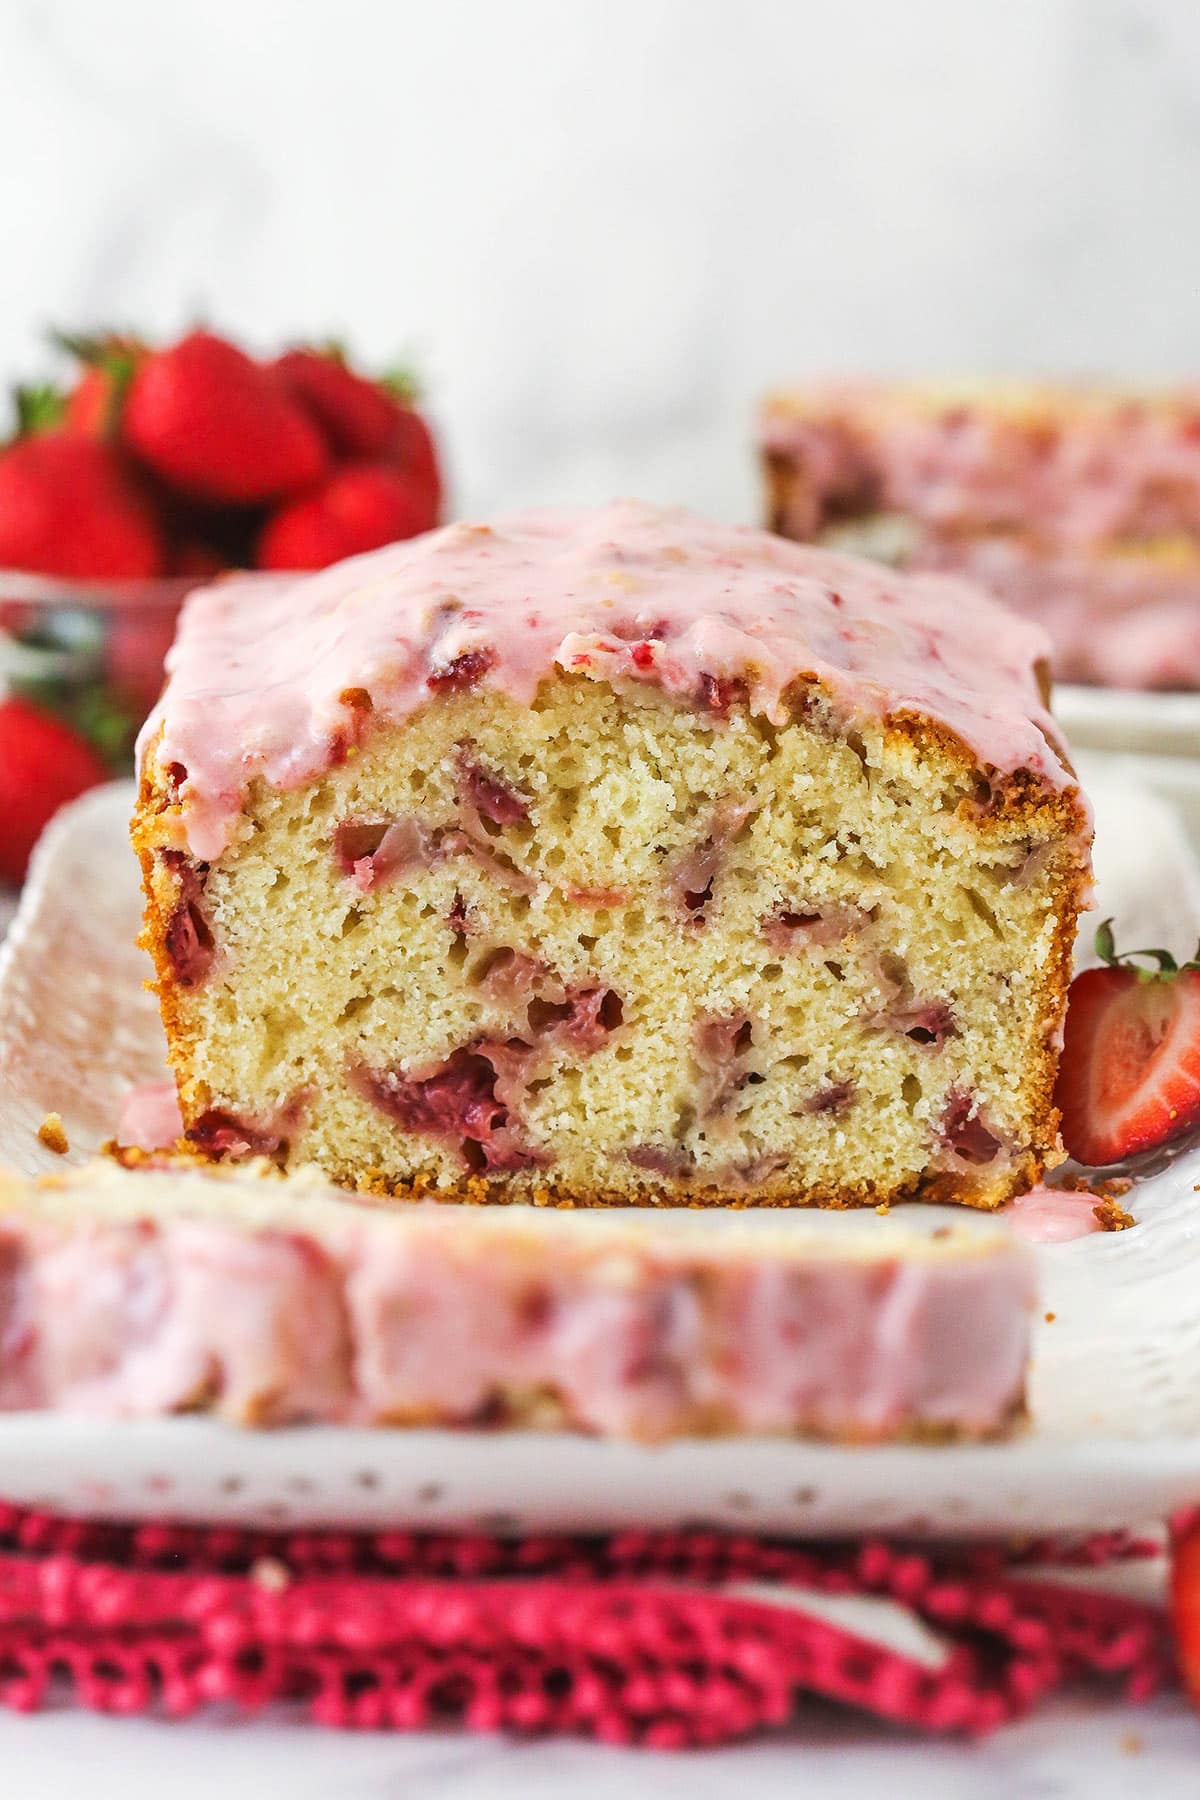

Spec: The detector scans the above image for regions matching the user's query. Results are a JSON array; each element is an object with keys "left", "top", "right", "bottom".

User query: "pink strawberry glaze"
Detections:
[
  {"left": 117, "top": 1082, "right": 184, "bottom": 1152},
  {"left": 761, "top": 383, "right": 1200, "bottom": 551},
  {"left": 138, "top": 501, "right": 1077, "bottom": 862},
  {"left": 1005, "top": 1185, "right": 1101, "bottom": 1244}
]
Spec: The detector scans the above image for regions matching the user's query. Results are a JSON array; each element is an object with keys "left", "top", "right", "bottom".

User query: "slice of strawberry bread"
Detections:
[
  {"left": 0, "top": 1158, "right": 1036, "bottom": 1440},
  {"left": 759, "top": 381, "right": 1200, "bottom": 689},
  {"left": 132, "top": 500, "right": 1091, "bottom": 1208}
]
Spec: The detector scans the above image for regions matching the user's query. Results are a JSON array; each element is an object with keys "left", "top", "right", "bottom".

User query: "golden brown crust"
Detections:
[{"left": 131, "top": 732, "right": 214, "bottom": 1132}]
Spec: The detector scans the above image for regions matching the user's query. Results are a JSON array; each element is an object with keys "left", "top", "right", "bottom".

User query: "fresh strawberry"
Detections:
[
  {"left": 1055, "top": 920, "right": 1200, "bottom": 1166},
  {"left": 0, "top": 435, "right": 165, "bottom": 580},
  {"left": 67, "top": 367, "right": 117, "bottom": 438},
  {"left": 257, "top": 462, "right": 432, "bottom": 570},
  {"left": 121, "top": 330, "right": 328, "bottom": 505},
  {"left": 55, "top": 332, "right": 145, "bottom": 439},
  {"left": 0, "top": 696, "right": 108, "bottom": 883},
  {"left": 388, "top": 402, "right": 442, "bottom": 523},
  {"left": 276, "top": 348, "right": 442, "bottom": 523},
  {"left": 273, "top": 347, "right": 402, "bottom": 459}
]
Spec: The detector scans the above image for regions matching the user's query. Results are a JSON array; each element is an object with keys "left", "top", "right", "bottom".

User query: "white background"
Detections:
[
  {"left": 3, "top": 2, "right": 1200, "bottom": 1786},
  {"left": 2, "top": 0, "right": 1200, "bottom": 525}
]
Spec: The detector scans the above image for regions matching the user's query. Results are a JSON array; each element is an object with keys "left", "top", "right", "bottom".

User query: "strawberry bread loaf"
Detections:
[
  {"left": 132, "top": 500, "right": 1091, "bottom": 1209},
  {"left": 759, "top": 381, "right": 1200, "bottom": 689},
  {"left": 0, "top": 1158, "right": 1036, "bottom": 1440}
]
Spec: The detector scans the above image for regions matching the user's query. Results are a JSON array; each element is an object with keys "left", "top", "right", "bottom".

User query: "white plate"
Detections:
[
  {"left": 1056, "top": 683, "right": 1200, "bottom": 759},
  {"left": 0, "top": 778, "right": 1199, "bottom": 1539}
]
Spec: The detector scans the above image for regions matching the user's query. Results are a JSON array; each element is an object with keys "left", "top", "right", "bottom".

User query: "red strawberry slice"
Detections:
[
  {"left": 122, "top": 330, "right": 328, "bottom": 505},
  {"left": 0, "top": 697, "right": 108, "bottom": 884},
  {"left": 1055, "top": 920, "right": 1200, "bottom": 1166}
]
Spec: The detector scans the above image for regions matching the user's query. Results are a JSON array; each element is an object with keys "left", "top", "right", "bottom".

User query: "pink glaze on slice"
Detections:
[
  {"left": 0, "top": 1222, "right": 349, "bottom": 1420},
  {"left": 0, "top": 1185, "right": 1037, "bottom": 1439},
  {"left": 1006, "top": 1185, "right": 1103, "bottom": 1244},
  {"left": 139, "top": 501, "right": 1077, "bottom": 862},
  {"left": 117, "top": 1082, "right": 184, "bottom": 1152}
]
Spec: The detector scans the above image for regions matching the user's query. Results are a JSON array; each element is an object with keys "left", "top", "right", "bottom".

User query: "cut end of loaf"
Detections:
[{"left": 133, "top": 671, "right": 1089, "bottom": 1210}]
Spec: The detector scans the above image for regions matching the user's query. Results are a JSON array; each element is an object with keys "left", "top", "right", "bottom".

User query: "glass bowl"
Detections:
[{"left": 0, "top": 569, "right": 210, "bottom": 772}]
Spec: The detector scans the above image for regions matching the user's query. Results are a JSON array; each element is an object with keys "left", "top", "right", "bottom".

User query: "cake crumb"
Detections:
[
  {"left": 1120, "top": 1731, "right": 1143, "bottom": 1755},
  {"left": 251, "top": 1556, "right": 291, "bottom": 1592},
  {"left": 1058, "top": 1172, "right": 1132, "bottom": 1199},
  {"left": 874, "top": 1200, "right": 891, "bottom": 1216},
  {"left": 36, "top": 1114, "right": 69, "bottom": 1156},
  {"left": 1094, "top": 1197, "right": 1136, "bottom": 1232}
]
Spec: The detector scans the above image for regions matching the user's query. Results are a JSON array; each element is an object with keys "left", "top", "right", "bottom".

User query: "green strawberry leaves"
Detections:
[{"left": 1094, "top": 916, "right": 1200, "bottom": 982}]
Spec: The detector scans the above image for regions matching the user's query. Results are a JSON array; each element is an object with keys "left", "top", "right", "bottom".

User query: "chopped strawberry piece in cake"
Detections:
[
  {"left": 801, "top": 1081, "right": 855, "bottom": 1116},
  {"left": 670, "top": 802, "right": 754, "bottom": 920},
  {"left": 455, "top": 749, "right": 530, "bottom": 826},
  {"left": 426, "top": 648, "right": 495, "bottom": 692},
  {"left": 333, "top": 817, "right": 433, "bottom": 891},
  {"left": 160, "top": 853, "right": 215, "bottom": 988},
  {"left": 186, "top": 1103, "right": 304, "bottom": 1161},
  {"left": 697, "top": 673, "right": 750, "bottom": 715},
  {"left": 694, "top": 1014, "right": 755, "bottom": 1120},
  {"left": 765, "top": 904, "right": 872, "bottom": 951},
  {"left": 354, "top": 1048, "right": 540, "bottom": 1174},
  {"left": 939, "top": 1091, "right": 1002, "bottom": 1165}
]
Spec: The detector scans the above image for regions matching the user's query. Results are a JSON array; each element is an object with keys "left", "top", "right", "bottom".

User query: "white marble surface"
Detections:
[
  {"left": 0, "top": 1698, "right": 1196, "bottom": 1798},
  {"left": 2, "top": 1, "right": 1200, "bottom": 526}
]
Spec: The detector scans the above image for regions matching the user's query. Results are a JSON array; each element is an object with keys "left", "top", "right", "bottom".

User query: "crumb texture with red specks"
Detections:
[{"left": 133, "top": 663, "right": 1087, "bottom": 1209}]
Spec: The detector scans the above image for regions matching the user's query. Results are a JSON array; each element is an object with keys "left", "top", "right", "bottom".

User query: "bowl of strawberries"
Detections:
[{"left": 0, "top": 326, "right": 443, "bottom": 883}]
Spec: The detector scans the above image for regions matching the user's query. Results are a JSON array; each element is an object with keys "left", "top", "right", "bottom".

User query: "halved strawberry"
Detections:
[{"left": 1054, "top": 920, "right": 1200, "bottom": 1166}]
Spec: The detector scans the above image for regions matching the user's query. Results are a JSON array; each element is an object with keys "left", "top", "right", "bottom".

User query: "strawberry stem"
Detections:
[
  {"left": 49, "top": 328, "right": 111, "bottom": 365},
  {"left": 1093, "top": 917, "right": 1200, "bottom": 981},
  {"left": 12, "top": 383, "right": 66, "bottom": 436},
  {"left": 380, "top": 363, "right": 422, "bottom": 404}
]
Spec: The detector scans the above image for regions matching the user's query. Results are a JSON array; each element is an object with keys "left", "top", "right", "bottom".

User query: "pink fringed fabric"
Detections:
[{"left": 0, "top": 1504, "right": 1174, "bottom": 1745}]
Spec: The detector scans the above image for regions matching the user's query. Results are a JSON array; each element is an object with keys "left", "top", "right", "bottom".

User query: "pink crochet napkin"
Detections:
[{"left": 0, "top": 1503, "right": 1174, "bottom": 1746}]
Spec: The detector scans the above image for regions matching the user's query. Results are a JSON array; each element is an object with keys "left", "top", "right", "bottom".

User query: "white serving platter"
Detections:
[
  {"left": 1055, "top": 683, "right": 1200, "bottom": 760},
  {"left": 0, "top": 776, "right": 1199, "bottom": 1540}
]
